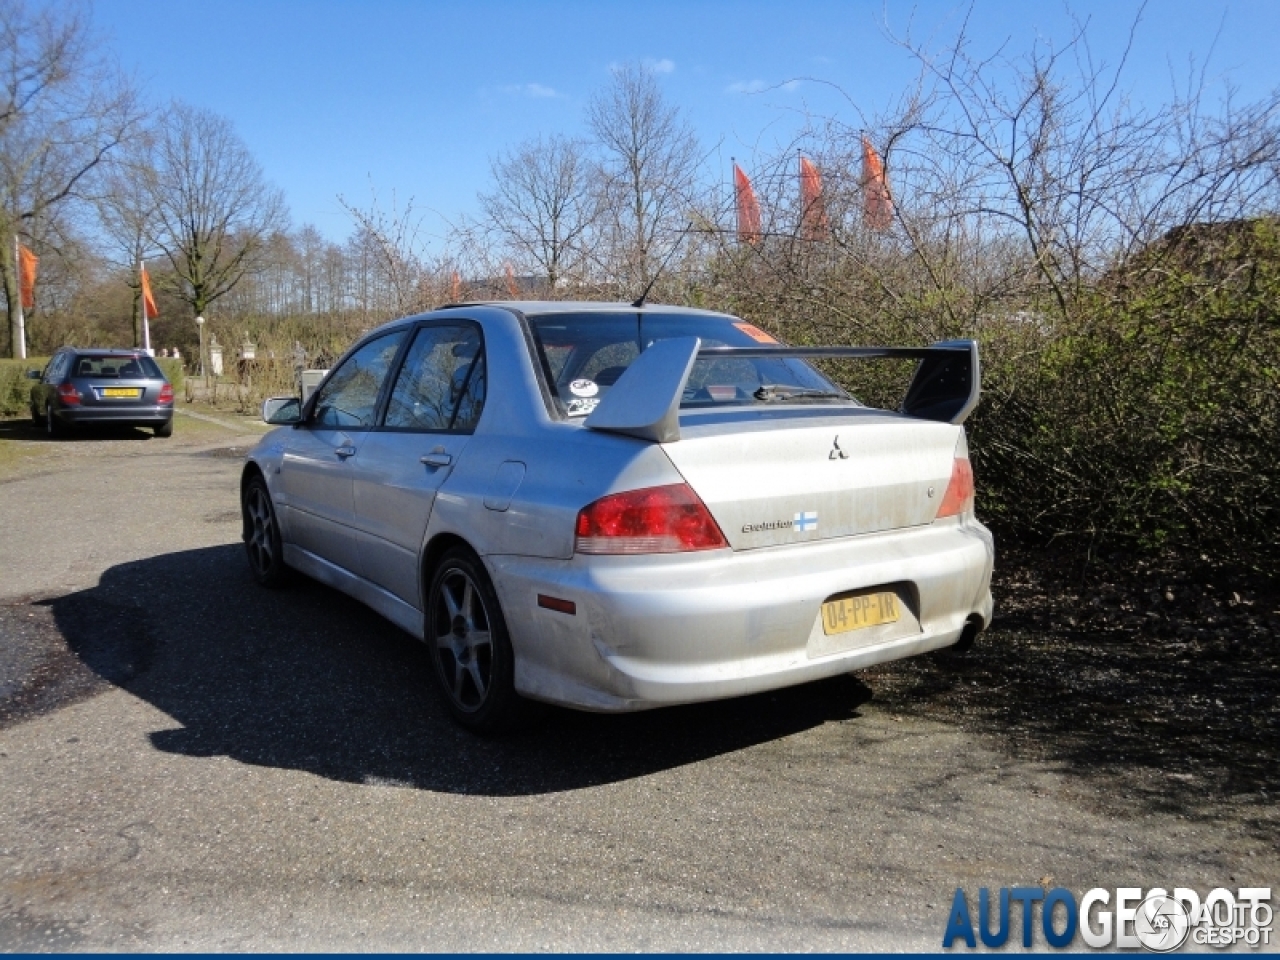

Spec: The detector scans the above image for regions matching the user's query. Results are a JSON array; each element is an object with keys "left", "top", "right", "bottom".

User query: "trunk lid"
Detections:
[{"left": 663, "top": 409, "right": 961, "bottom": 550}]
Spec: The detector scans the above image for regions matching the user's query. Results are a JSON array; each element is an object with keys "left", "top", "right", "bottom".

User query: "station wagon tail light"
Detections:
[
  {"left": 936, "top": 457, "right": 975, "bottom": 519},
  {"left": 158, "top": 383, "right": 174, "bottom": 405},
  {"left": 575, "top": 483, "right": 727, "bottom": 554},
  {"left": 56, "top": 382, "right": 81, "bottom": 406}
]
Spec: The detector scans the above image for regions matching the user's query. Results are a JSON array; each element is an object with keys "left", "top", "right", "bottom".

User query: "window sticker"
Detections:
[
  {"left": 568, "top": 378, "right": 599, "bottom": 397},
  {"left": 733, "top": 322, "right": 778, "bottom": 344},
  {"left": 567, "top": 397, "right": 601, "bottom": 417}
]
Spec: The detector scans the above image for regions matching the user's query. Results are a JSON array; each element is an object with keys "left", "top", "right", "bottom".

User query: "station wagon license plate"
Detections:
[
  {"left": 821, "top": 591, "right": 900, "bottom": 635},
  {"left": 101, "top": 387, "right": 141, "bottom": 398}
]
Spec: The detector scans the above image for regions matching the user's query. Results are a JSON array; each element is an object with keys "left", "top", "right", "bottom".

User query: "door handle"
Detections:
[
  {"left": 334, "top": 445, "right": 356, "bottom": 459},
  {"left": 420, "top": 452, "right": 452, "bottom": 468}
]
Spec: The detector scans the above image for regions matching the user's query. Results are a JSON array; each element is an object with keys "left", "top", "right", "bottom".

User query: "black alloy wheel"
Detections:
[
  {"left": 242, "top": 475, "right": 289, "bottom": 587},
  {"left": 427, "top": 547, "right": 526, "bottom": 733}
]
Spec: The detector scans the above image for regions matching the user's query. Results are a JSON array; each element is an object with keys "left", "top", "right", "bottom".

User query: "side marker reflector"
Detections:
[{"left": 537, "top": 594, "right": 576, "bottom": 615}]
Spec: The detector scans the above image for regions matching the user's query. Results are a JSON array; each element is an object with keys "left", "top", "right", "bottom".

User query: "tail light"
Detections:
[
  {"left": 56, "top": 382, "right": 81, "bottom": 406},
  {"left": 158, "top": 383, "right": 174, "bottom": 405},
  {"left": 575, "top": 483, "right": 727, "bottom": 554},
  {"left": 936, "top": 458, "right": 975, "bottom": 518}
]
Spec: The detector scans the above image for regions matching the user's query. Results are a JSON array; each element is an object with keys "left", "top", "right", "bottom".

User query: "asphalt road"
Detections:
[{"left": 0, "top": 415, "right": 1273, "bottom": 951}]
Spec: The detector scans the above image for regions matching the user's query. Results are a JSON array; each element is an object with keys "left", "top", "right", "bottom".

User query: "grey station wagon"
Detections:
[{"left": 29, "top": 347, "right": 175, "bottom": 437}]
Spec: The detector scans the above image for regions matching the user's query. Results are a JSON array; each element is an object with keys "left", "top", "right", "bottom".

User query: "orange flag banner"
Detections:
[
  {"left": 799, "top": 156, "right": 829, "bottom": 241},
  {"left": 504, "top": 262, "right": 518, "bottom": 298},
  {"left": 450, "top": 270, "right": 462, "bottom": 302},
  {"left": 18, "top": 244, "right": 37, "bottom": 309},
  {"left": 140, "top": 264, "right": 159, "bottom": 319},
  {"left": 733, "top": 163, "right": 762, "bottom": 245},
  {"left": 861, "top": 136, "right": 894, "bottom": 231}
]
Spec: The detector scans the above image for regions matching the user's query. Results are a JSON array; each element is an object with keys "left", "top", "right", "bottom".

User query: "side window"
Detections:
[
  {"left": 312, "top": 331, "right": 406, "bottom": 429},
  {"left": 383, "top": 324, "right": 486, "bottom": 432},
  {"left": 47, "top": 353, "right": 68, "bottom": 381}
]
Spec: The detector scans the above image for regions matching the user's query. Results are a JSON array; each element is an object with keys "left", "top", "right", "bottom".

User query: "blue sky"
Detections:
[{"left": 80, "top": 0, "right": 1280, "bottom": 248}]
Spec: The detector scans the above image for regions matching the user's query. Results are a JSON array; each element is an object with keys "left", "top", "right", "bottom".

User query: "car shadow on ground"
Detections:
[
  {"left": 28, "top": 545, "right": 872, "bottom": 795},
  {"left": 20, "top": 543, "right": 1276, "bottom": 823},
  {"left": 0, "top": 419, "right": 158, "bottom": 443}
]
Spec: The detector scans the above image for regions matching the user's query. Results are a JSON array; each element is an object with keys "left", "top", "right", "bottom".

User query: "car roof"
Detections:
[
  {"left": 437, "top": 300, "right": 734, "bottom": 320},
  {"left": 69, "top": 348, "right": 151, "bottom": 356}
]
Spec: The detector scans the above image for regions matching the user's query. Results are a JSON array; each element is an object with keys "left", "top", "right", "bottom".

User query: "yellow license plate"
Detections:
[
  {"left": 102, "top": 387, "right": 141, "bottom": 398},
  {"left": 821, "top": 591, "right": 901, "bottom": 636}
]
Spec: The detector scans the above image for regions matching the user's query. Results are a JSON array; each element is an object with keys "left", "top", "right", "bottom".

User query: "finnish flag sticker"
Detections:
[{"left": 793, "top": 511, "right": 818, "bottom": 532}]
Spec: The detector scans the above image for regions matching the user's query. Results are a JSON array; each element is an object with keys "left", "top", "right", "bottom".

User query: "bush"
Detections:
[
  {"left": 709, "top": 220, "right": 1280, "bottom": 579},
  {"left": 156, "top": 356, "right": 184, "bottom": 392},
  {"left": 965, "top": 221, "right": 1280, "bottom": 577},
  {"left": 0, "top": 358, "right": 47, "bottom": 417}
]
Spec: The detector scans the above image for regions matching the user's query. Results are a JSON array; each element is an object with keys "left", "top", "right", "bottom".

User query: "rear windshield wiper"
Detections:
[{"left": 752, "top": 384, "right": 847, "bottom": 402}]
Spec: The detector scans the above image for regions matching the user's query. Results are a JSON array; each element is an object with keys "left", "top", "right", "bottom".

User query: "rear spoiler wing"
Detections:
[{"left": 584, "top": 337, "right": 980, "bottom": 443}]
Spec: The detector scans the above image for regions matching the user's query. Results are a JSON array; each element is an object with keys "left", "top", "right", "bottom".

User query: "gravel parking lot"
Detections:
[{"left": 0, "top": 413, "right": 1274, "bottom": 951}]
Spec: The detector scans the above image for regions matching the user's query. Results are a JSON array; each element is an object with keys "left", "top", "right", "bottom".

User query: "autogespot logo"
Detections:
[{"left": 942, "top": 885, "right": 1273, "bottom": 950}]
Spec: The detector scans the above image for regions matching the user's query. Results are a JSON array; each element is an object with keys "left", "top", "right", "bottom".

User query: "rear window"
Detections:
[
  {"left": 72, "top": 354, "right": 164, "bottom": 379},
  {"left": 527, "top": 312, "right": 846, "bottom": 417}
]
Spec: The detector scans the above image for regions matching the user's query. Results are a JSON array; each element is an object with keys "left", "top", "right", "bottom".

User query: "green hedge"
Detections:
[
  {"left": 156, "top": 356, "right": 185, "bottom": 392},
  {"left": 0, "top": 358, "right": 47, "bottom": 417}
]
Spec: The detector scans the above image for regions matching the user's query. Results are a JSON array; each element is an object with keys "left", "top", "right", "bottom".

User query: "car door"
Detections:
[
  {"left": 276, "top": 329, "right": 408, "bottom": 574},
  {"left": 35, "top": 352, "right": 69, "bottom": 414},
  {"left": 349, "top": 322, "right": 487, "bottom": 606}
]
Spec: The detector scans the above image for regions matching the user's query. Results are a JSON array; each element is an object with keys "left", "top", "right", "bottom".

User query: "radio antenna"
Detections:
[{"left": 631, "top": 223, "right": 693, "bottom": 308}]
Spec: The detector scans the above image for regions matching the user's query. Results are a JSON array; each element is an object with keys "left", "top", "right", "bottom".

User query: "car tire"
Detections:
[
  {"left": 242, "top": 475, "right": 289, "bottom": 588},
  {"left": 45, "top": 406, "right": 65, "bottom": 438},
  {"left": 426, "top": 546, "right": 528, "bottom": 734},
  {"left": 154, "top": 419, "right": 173, "bottom": 438}
]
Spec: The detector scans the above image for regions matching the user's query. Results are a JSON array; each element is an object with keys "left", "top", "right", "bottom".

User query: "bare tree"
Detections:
[
  {"left": 148, "top": 101, "right": 287, "bottom": 319},
  {"left": 338, "top": 189, "right": 432, "bottom": 319},
  {"left": 96, "top": 131, "right": 162, "bottom": 346},
  {"left": 0, "top": 0, "right": 141, "bottom": 356},
  {"left": 586, "top": 62, "right": 701, "bottom": 289},
  {"left": 864, "top": 11, "right": 1280, "bottom": 323},
  {"left": 478, "top": 134, "right": 597, "bottom": 290}
]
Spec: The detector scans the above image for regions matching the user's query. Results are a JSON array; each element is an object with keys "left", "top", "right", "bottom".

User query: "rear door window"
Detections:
[
  {"left": 47, "top": 353, "right": 69, "bottom": 381},
  {"left": 382, "top": 324, "right": 486, "bottom": 433}
]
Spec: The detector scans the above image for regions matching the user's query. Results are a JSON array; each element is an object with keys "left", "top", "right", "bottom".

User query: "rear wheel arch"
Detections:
[
  {"left": 423, "top": 540, "right": 530, "bottom": 733},
  {"left": 420, "top": 532, "right": 475, "bottom": 605}
]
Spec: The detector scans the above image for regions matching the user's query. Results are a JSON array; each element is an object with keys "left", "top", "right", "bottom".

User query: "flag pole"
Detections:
[
  {"left": 139, "top": 258, "right": 152, "bottom": 355},
  {"left": 13, "top": 236, "right": 26, "bottom": 360}
]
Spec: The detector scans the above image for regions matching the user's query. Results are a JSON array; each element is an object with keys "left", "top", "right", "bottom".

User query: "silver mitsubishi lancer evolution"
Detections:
[{"left": 241, "top": 302, "right": 994, "bottom": 731}]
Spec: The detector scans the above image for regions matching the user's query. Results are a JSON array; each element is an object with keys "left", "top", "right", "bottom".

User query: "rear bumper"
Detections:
[
  {"left": 54, "top": 405, "right": 173, "bottom": 426},
  {"left": 488, "top": 518, "right": 995, "bottom": 711}
]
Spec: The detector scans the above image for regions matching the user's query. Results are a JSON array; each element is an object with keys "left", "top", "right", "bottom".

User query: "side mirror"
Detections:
[
  {"left": 25, "top": 369, "right": 42, "bottom": 380},
  {"left": 262, "top": 396, "right": 303, "bottom": 425}
]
